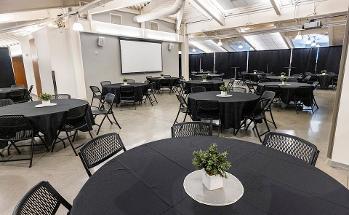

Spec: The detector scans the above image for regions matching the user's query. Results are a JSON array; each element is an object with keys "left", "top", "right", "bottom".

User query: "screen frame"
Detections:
[{"left": 119, "top": 38, "right": 163, "bottom": 74}]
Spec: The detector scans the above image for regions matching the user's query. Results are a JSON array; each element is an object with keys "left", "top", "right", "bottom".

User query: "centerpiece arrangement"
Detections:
[
  {"left": 161, "top": 74, "right": 165, "bottom": 79},
  {"left": 321, "top": 70, "right": 328, "bottom": 75},
  {"left": 192, "top": 144, "right": 231, "bottom": 190},
  {"left": 253, "top": 70, "right": 257, "bottom": 74},
  {"left": 123, "top": 78, "right": 128, "bottom": 85},
  {"left": 280, "top": 72, "right": 287, "bottom": 85},
  {"left": 40, "top": 93, "right": 52, "bottom": 105},
  {"left": 219, "top": 84, "right": 230, "bottom": 96},
  {"left": 202, "top": 74, "right": 208, "bottom": 82}
]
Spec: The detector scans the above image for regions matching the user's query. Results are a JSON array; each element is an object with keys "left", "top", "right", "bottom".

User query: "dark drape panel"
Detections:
[
  {"left": 317, "top": 46, "right": 342, "bottom": 74},
  {"left": 0, "top": 47, "right": 15, "bottom": 88},
  {"left": 189, "top": 54, "right": 201, "bottom": 72},
  {"left": 201, "top": 53, "right": 214, "bottom": 71},
  {"left": 248, "top": 49, "right": 291, "bottom": 75},
  {"left": 178, "top": 54, "right": 182, "bottom": 77},
  {"left": 215, "top": 51, "right": 247, "bottom": 78},
  {"left": 291, "top": 48, "right": 317, "bottom": 74}
]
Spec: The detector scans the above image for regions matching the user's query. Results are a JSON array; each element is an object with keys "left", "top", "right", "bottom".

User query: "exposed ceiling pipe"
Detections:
[{"left": 134, "top": 0, "right": 185, "bottom": 23}]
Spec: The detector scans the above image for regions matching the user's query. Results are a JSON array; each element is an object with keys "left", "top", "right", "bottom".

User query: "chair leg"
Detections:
[
  {"left": 269, "top": 110, "right": 277, "bottom": 129},
  {"left": 96, "top": 115, "right": 108, "bottom": 135},
  {"left": 173, "top": 107, "right": 181, "bottom": 125},
  {"left": 66, "top": 131, "right": 78, "bottom": 156},
  {"left": 106, "top": 114, "right": 113, "bottom": 124},
  {"left": 37, "top": 135, "right": 49, "bottom": 152},
  {"left": 72, "top": 130, "right": 78, "bottom": 142},
  {"left": 88, "top": 130, "right": 94, "bottom": 139},
  {"left": 183, "top": 112, "right": 188, "bottom": 122},
  {"left": 91, "top": 97, "right": 94, "bottom": 106},
  {"left": 10, "top": 141, "right": 22, "bottom": 155},
  {"left": 253, "top": 123, "right": 263, "bottom": 143},
  {"left": 111, "top": 112, "right": 122, "bottom": 129},
  {"left": 29, "top": 138, "right": 35, "bottom": 168}
]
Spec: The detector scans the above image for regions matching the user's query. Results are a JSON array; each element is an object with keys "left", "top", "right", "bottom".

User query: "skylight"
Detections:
[
  {"left": 244, "top": 32, "right": 288, "bottom": 50},
  {"left": 292, "top": 34, "right": 329, "bottom": 48}
]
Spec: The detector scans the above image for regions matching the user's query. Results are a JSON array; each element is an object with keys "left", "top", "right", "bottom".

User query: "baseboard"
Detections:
[{"left": 327, "top": 159, "right": 349, "bottom": 171}]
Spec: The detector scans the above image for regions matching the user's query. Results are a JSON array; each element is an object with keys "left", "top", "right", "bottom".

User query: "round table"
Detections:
[
  {"left": 71, "top": 136, "right": 349, "bottom": 215},
  {"left": 265, "top": 76, "right": 299, "bottom": 82},
  {"left": 102, "top": 83, "right": 148, "bottom": 103},
  {"left": 241, "top": 72, "right": 266, "bottom": 82},
  {"left": 147, "top": 77, "right": 180, "bottom": 91},
  {"left": 184, "top": 80, "right": 224, "bottom": 93},
  {"left": 0, "top": 99, "right": 93, "bottom": 145},
  {"left": 257, "top": 82, "right": 315, "bottom": 105},
  {"left": 0, "top": 87, "right": 28, "bottom": 100},
  {"left": 188, "top": 91, "right": 259, "bottom": 129},
  {"left": 193, "top": 73, "right": 224, "bottom": 79}
]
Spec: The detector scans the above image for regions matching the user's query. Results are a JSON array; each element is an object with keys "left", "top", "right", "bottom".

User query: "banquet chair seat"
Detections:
[
  {"left": 171, "top": 122, "right": 213, "bottom": 138},
  {"left": 79, "top": 133, "right": 126, "bottom": 177},
  {"left": 263, "top": 132, "right": 319, "bottom": 166},
  {"left": 13, "top": 181, "right": 72, "bottom": 215},
  {"left": 92, "top": 93, "right": 121, "bottom": 135}
]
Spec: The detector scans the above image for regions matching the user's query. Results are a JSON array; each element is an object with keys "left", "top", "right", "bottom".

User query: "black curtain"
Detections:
[
  {"left": 215, "top": 51, "right": 247, "bottom": 78},
  {"left": 179, "top": 54, "right": 182, "bottom": 77},
  {"left": 317, "top": 46, "right": 342, "bottom": 74},
  {"left": 291, "top": 48, "right": 317, "bottom": 74},
  {"left": 0, "top": 47, "right": 15, "bottom": 88},
  {"left": 248, "top": 49, "right": 291, "bottom": 75},
  {"left": 201, "top": 53, "right": 214, "bottom": 71},
  {"left": 189, "top": 54, "right": 201, "bottom": 72}
]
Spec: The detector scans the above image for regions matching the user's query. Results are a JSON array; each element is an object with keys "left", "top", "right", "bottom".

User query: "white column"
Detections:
[{"left": 181, "top": 25, "right": 190, "bottom": 80}]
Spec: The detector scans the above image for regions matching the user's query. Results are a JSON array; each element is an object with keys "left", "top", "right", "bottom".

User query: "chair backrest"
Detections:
[
  {"left": 171, "top": 122, "right": 213, "bottom": 138},
  {"left": 261, "top": 91, "right": 276, "bottom": 108},
  {"left": 100, "top": 81, "right": 111, "bottom": 87},
  {"left": 54, "top": 94, "right": 71, "bottom": 99},
  {"left": 8, "top": 90, "right": 25, "bottom": 102},
  {"left": 197, "top": 100, "right": 220, "bottom": 119},
  {"left": 263, "top": 132, "right": 319, "bottom": 166},
  {"left": 13, "top": 181, "right": 72, "bottom": 215},
  {"left": 126, "top": 79, "right": 136, "bottom": 83},
  {"left": 120, "top": 86, "right": 135, "bottom": 99},
  {"left": 79, "top": 133, "right": 126, "bottom": 176},
  {"left": 191, "top": 86, "right": 206, "bottom": 93},
  {"left": 0, "top": 99, "right": 14, "bottom": 107},
  {"left": 0, "top": 115, "right": 34, "bottom": 141},
  {"left": 90, "top": 86, "right": 101, "bottom": 96},
  {"left": 176, "top": 94, "right": 188, "bottom": 108},
  {"left": 230, "top": 87, "right": 247, "bottom": 93},
  {"left": 103, "top": 93, "right": 115, "bottom": 110},
  {"left": 64, "top": 105, "right": 88, "bottom": 128}
]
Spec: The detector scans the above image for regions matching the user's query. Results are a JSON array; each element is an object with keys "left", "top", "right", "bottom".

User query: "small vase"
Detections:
[
  {"left": 203, "top": 79, "right": 207, "bottom": 82},
  {"left": 281, "top": 81, "right": 285, "bottom": 85},
  {"left": 42, "top": 100, "right": 51, "bottom": 105},
  {"left": 202, "top": 170, "right": 224, "bottom": 190},
  {"left": 123, "top": 82, "right": 128, "bottom": 86},
  {"left": 221, "top": 91, "right": 227, "bottom": 96}
]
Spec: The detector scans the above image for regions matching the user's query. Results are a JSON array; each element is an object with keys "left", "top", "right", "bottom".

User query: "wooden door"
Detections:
[
  {"left": 12, "top": 56, "right": 27, "bottom": 88},
  {"left": 29, "top": 39, "right": 42, "bottom": 95}
]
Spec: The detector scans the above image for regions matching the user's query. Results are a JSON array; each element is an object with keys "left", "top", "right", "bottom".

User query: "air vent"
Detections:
[
  {"left": 150, "top": 21, "right": 159, "bottom": 31},
  {"left": 110, "top": 14, "right": 122, "bottom": 25}
]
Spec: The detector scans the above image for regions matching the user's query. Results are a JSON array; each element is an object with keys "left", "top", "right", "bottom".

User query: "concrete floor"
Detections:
[{"left": 0, "top": 89, "right": 348, "bottom": 214}]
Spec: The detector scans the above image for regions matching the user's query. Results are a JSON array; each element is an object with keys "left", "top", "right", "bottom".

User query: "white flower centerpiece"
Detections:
[
  {"left": 219, "top": 84, "right": 230, "bottom": 96},
  {"left": 202, "top": 74, "right": 208, "bottom": 82},
  {"left": 40, "top": 93, "right": 52, "bottom": 105},
  {"left": 280, "top": 72, "right": 287, "bottom": 85},
  {"left": 123, "top": 78, "right": 128, "bottom": 85},
  {"left": 192, "top": 144, "right": 231, "bottom": 190}
]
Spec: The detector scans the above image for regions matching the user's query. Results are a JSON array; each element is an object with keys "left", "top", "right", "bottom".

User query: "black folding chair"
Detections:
[
  {"left": 173, "top": 94, "right": 191, "bottom": 125},
  {"left": 260, "top": 91, "right": 277, "bottom": 128},
  {"left": 13, "top": 181, "right": 72, "bottom": 215},
  {"left": 8, "top": 90, "right": 26, "bottom": 103},
  {"left": 100, "top": 81, "right": 111, "bottom": 88},
  {"left": 51, "top": 105, "right": 93, "bottom": 156},
  {"left": 119, "top": 85, "right": 137, "bottom": 109},
  {"left": 144, "top": 82, "right": 158, "bottom": 105},
  {"left": 79, "top": 133, "right": 126, "bottom": 177},
  {"left": 92, "top": 93, "right": 121, "bottom": 135},
  {"left": 263, "top": 132, "right": 319, "bottom": 166},
  {"left": 25, "top": 85, "right": 34, "bottom": 101},
  {"left": 53, "top": 94, "right": 71, "bottom": 99},
  {"left": 0, "top": 115, "right": 47, "bottom": 167},
  {"left": 89, "top": 86, "right": 103, "bottom": 108},
  {"left": 171, "top": 122, "right": 213, "bottom": 138},
  {"left": 294, "top": 86, "right": 318, "bottom": 113}
]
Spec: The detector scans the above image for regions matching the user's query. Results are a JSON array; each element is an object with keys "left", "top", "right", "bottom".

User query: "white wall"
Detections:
[
  {"left": 80, "top": 32, "right": 179, "bottom": 99},
  {"left": 19, "top": 37, "right": 37, "bottom": 95},
  {"left": 332, "top": 41, "right": 349, "bottom": 166}
]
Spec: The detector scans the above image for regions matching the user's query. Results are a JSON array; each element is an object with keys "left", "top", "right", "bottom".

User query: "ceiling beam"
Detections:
[
  {"left": 269, "top": 0, "right": 281, "bottom": 15},
  {"left": 192, "top": 0, "right": 225, "bottom": 26},
  {"left": 187, "top": 0, "right": 348, "bottom": 34},
  {"left": 328, "top": 26, "right": 334, "bottom": 46},
  {"left": 88, "top": 0, "right": 150, "bottom": 14},
  {"left": 0, "top": 8, "right": 65, "bottom": 24},
  {"left": 176, "top": 5, "right": 185, "bottom": 33},
  {"left": 280, "top": 32, "right": 293, "bottom": 48}
]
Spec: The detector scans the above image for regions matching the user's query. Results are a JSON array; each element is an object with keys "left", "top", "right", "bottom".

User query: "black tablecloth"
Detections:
[
  {"left": 147, "top": 77, "right": 180, "bottom": 90},
  {"left": 192, "top": 74, "right": 224, "bottom": 80},
  {"left": 241, "top": 72, "right": 266, "bottom": 82},
  {"left": 257, "top": 82, "right": 314, "bottom": 106},
  {"left": 265, "top": 76, "right": 299, "bottom": 82},
  {"left": 102, "top": 83, "right": 148, "bottom": 103},
  {"left": 0, "top": 99, "right": 94, "bottom": 145},
  {"left": 71, "top": 136, "right": 349, "bottom": 215},
  {"left": 183, "top": 80, "right": 224, "bottom": 93},
  {"left": 0, "top": 87, "right": 28, "bottom": 99},
  {"left": 188, "top": 91, "right": 259, "bottom": 129},
  {"left": 314, "top": 74, "right": 337, "bottom": 89}
]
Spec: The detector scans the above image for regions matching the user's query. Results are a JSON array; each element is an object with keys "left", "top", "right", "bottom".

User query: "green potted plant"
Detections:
[
  {"left": 193, "top": 144, "right": 231, "bottom": 190},
  {"left": 40, "top": 93, "right": 52, "bottom": 105},
  {"left": 123, "top": 78, "right": 128, "bottom": 85},
  {"left": 202, "top": 74, "right": 208, "bottom": 82},
  {"left": 219, "top": 84, "right": 229, "bottom": 96}
]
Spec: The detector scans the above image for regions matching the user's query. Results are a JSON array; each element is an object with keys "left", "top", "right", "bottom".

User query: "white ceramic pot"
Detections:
[
  {"left": 281, "top": 81, "right": 285, "bottom": 85},
  {"left": 123, "top": 82, "right": 128, "bottom": 86},
  {"left": 202, "top": 169, "right": 224, "bottom": 190},
  {"left": 220, "top": 91, "right": 227, "bottom": 96},
  {"left": 203, "top": 79, "right": 207, "bottom": 82},
  {"left": 42, "top": 100, "right": 51, "bottom": 105}
]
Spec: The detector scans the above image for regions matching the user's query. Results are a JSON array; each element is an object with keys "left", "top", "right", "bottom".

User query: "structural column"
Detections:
[{"left": 181, "top": 25, "right": 190, "bottom": 80}]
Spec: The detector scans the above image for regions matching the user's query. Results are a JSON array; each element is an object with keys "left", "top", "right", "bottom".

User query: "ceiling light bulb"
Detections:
[
  {"left": 72, "top": 22, "right": 83, "bottom": 31},
  {"left": 217, "top": 40, "right": 223, "bottom": 47},
  {"left": 295, "top": 32, "right": 303, "bottom": 40},
  {"left": 238, "top": 44, "right": 243, "bottom": 49}
]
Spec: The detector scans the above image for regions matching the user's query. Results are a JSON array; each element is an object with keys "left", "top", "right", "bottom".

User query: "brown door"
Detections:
[
  {"left": 12, "top": 56, "right": 27, "bottom": 88},
  {"left": 29, "top": 39, "right": 42, "bottom": 95}
]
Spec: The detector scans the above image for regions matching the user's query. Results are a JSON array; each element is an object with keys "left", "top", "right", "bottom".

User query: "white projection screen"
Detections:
[{"left": 120, "top": 40, "right": 163, "bottom": 74}]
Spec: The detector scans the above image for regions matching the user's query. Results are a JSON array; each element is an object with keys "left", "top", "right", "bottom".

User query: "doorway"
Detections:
[{"left": 12, "top": 56, "right": 27, "bottom": 88}]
